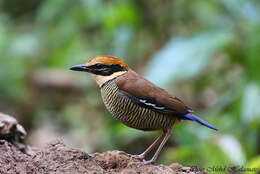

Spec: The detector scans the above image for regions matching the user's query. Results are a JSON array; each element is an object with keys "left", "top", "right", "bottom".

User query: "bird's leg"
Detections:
[
  {"left": 137, "top": 128, "right": 172, "bottom": 165},
  {"left": 130, "top": 131, "right": 167, "bottom": 160}
]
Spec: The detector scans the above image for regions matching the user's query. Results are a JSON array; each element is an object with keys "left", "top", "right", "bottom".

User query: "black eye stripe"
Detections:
[
  {"left": 88, "top": 64, "right": 126, "bottom": 76},
  {"left": 109, "top": 64, "right": 126, "bottom": 72},
  {"left": 92, "top": 63, "right": 106, "bottom": 69},
  {"left": 91, "top": 64, "right": 125, "bottom": 71}
]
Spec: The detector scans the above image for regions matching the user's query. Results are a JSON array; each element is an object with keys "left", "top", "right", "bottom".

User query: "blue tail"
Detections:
[{"left": 183, "top": 113, "right": 218, "bottom": 131}]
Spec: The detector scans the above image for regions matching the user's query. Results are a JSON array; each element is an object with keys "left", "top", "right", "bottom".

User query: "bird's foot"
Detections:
[
  {"left": 129, "top": 154, "right": 145, "bottom": 161},
  {"left": 122, "top": 152, "right": 145, "bottom": 161},
  {"left": 129, "top": 159, "right": 156, "bottom": 165}
]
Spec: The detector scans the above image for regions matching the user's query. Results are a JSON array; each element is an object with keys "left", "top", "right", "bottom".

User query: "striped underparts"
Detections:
[{"left": 101, "top": 79, "right": 176, "bottom": 131}]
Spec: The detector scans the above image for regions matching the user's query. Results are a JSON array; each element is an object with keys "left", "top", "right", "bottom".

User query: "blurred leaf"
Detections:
[
  {"left": 241, "top": 83, "right": 260, "bottom": 123},
  {"left": 145, "top": 30, "right": 232, "bottom": 87},
  {"left": 37, "top": 0, "right": 70, "bottom": 24},
  {"left": 103, "top": 2, "right": 141, "bottom": 31},
  {"left": 216, "top": 135, "right": 246, "bottom": 165},
  {"left": 220, "top": 0, "right": 260, "bottom": 24},
  {"left": 246, "top": 25, "right": 260, "bottom": 82},
  {"left": 9, "top": 33, "right": 40, "bottom": 57},
  {"left": 111, "top": 27, "right": 133, "bottom": 57}
]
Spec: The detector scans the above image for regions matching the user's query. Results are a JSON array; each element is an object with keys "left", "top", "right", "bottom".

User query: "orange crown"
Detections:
[{"left": 86, "top": 55, "right": 129, "bottom": 70}]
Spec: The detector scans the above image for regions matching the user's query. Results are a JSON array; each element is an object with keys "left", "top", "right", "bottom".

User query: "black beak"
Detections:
[{"left": 69, "top": 64, "right": 90, "bottom": 72}]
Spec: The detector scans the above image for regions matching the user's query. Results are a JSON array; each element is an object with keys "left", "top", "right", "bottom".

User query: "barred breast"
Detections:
[{"left": 101, "top": 79, "right": 176, "bottom": 131}]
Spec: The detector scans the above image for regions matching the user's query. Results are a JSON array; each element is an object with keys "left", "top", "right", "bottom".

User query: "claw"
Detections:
[
  {"left": 123, "top": 152, "right": 145, "bottom": 161},
  {"left": 129, "top": 154, "right": 145, "bottom": 161},
  {"left": 131, "top": 159, "right": 156, "bottom": 165}
]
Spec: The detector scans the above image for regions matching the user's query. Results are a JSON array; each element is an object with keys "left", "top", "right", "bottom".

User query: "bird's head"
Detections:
[{"left": 70, "top": 55, "right": 129, "bottom": 87}]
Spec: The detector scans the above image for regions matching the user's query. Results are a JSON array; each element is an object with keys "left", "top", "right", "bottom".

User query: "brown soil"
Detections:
[
  {"left": 0, "top": 139, "right": 207, "bottom": 174},
  {"left": 0, "top": 112, "right": 207, "bottom": 174}
]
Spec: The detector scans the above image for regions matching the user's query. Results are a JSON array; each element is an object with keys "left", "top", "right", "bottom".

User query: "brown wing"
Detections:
[{"left": 116, "top": 70, "right": 193, "bottom": 115}]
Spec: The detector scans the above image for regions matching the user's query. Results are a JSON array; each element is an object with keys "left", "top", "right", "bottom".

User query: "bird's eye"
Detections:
[{"left": 95, "top": 63, "right": 103, "bottom": 68}]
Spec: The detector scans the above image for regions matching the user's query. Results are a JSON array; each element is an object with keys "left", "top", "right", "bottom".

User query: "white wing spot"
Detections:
[{"left": 139, "top": 99, "right": 165, "bottom": 110}]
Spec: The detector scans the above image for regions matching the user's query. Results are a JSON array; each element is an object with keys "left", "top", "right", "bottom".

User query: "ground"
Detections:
[{"left": 0, "top": 112, "right": 207, "bottom": 174}]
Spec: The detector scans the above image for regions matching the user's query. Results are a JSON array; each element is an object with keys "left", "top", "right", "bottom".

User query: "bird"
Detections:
[{"left": 70, "top": 55, "right": 217, "bottom": 165}]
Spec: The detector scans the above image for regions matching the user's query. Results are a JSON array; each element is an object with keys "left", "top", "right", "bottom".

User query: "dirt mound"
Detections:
[
  {"left": 0, "top": 112, "right": 206, "bottom": 174},
  {"left": 0, "top": 139, "right": 206, "bottom": 174}
]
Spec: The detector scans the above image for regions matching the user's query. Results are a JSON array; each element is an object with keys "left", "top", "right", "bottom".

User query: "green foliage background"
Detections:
[{"left": 0, "top": 0, "right": 260, "bottom": 172}]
